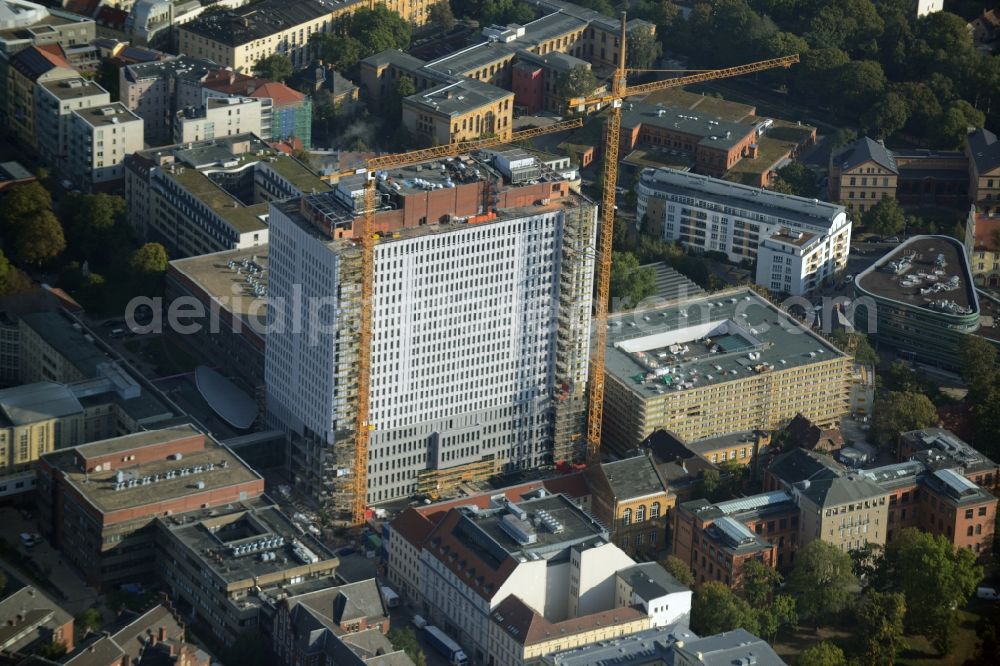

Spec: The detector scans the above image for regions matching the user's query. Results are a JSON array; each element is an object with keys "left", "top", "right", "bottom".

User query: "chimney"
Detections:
[
  {"left": 158, "top": 625, "right": 167, "bottom": 642},
  {"left": 148, "top": 628, "right": 157, "bottom": 646}
]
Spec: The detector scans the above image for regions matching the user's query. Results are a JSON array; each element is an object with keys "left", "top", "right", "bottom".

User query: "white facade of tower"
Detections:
[{"left": 266, "top": 200, "right": 596, "bottom": 504}]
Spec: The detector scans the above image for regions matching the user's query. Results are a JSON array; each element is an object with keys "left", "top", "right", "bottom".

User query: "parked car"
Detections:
[
  {"left": 977, "top": 586, "right": 999, "bottom": 600},
  {"left": 19, "top": 532, "right": 35, "bottom": 548},
  {"left": 412, "top": 614, "right": 428, "bottom": 629},
  {"left": 886, "top": 236, "right": 900, "bottom": 243}
]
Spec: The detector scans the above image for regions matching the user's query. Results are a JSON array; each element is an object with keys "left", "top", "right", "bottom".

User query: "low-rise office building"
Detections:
[
  {"left": 601, "top": 288, "right": 852, "bottom": 452},
  {"left": 854, "top": 235, "right": 981, "bottom": 371},
  {"left": 35, "top": 76, "right": 110, "bottom": 176},
  {"left": 156, "top": 499, "right": 338, "bottom": 644},
  {"left": 272, "top": 579, "right": 391, "bottom": 666},
  {"left": 124, "top": 134, "right": 329, "bottom": 257},
  {"left": 178, "top": 0, "right": 373, "bottom": 73},
  {"left": 585, "top": 455, "right": 672, "bottom": 556},
  {"left": 6, "top": 44, "right": 77, "bottom": 150},
  {"left": 387, "top": 490, "right": 685, "bottom": 664},
  {"left": 174, "top": 96, "right": 265, "bottom": 143},
  {"left": 66, "top": 102, "right": 144, "bottom": 191},
  {"left": 0, "top": 586, "right": 74, "bottom": 654},
  {"left": 402, "top": 78, "right": 514, "bottom": 145},
  {"left": 541, "top": 626, "right": 786, "bottom": 666},
  {"left": 36, "top": 424, "right": 265, "bottom": 588},
  {"left": 0, "top": 1, "right": 95, "bottom": 56},
  {"left": 637, "top": 168, "right": 851, "bottom": 295}
]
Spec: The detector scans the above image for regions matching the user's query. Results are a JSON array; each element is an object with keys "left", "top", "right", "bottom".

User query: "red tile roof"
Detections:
[
  {"left": 389, "top": 508, "right": 434, "bottom": 548},
  {"left": 251, "top": 81, "right": 305, "bottom": 106},
  {"left": 491, "top": 595, "right": 646, "bottom": 646},
  {"left": 11, "top": 46, "right": 72, "bottom": 81},
  {"left": 974, "top": 215, "right": 1000, "bottom": 253},
  {"left": 203, "top": 69, "right": 269, "bottom": 96},
  {"left": 424, "top": 509, "right": 518, "bottom": 600},
  {"left": 269, "top": 137, "right": 304, "bottom": 155}
]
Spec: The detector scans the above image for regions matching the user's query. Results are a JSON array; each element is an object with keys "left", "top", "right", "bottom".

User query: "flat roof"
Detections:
[
  {"left": 160, "top": 501, "right": 336, "bottom": 586},
  {"left": 168, "top": 246, "right": 268, "bottom": 328},
  {"left": 616, "top": 562, "right": 689, "bottom": 598},
  {"left": 181, "top": 0, "right": 351, "bottom": 46},
  {"left": 40, "top": 76, "right": 108, "bottom": 100},
  {"left": 44, "top": 425, "right": 262, "bottom": 514},
  {"left": 604, "top": 288, "right": 847, "bottom": 399},
  {"left": 73, "top": 102, "right": 140, "bottom": 128},
  {"left": 0, "top": 381, "right": 82, "bottom": 426},
  {"left": 855, "top": 235, "right": 978, "bottom": 316},
  {"left": 19, "top": 310, "right": 108, "bottom": 376},
  {"left": 686, "top": 430, "right": 759, "bottom": 456},
  {"left": 404, "top": 78, "right": 512, "bottom": 117},
  {"left": 638, "top": 167, "right": 844, "bottom": 232},
  {"left": 622, "top": 104, "right": 753, "bottom": 152}
]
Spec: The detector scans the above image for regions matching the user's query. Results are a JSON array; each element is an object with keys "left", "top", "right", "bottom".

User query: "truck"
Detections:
[
  {"left": 380, "top": 585, "right": 400, "bottom": 609},
  {"left": 423, "top": 625, "right": 468, "bottom": 666}
]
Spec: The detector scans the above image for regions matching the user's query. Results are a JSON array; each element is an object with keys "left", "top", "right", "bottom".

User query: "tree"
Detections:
[
  {"left": 691, "top": 581, "right": 760, "bottom": 636},
  {"left": 76, "top": 607, "right": 102, "bottom": 633},
  {"left": 937, "top": 99, "right": 985, "bottom": 148},
  {"left": 871, "top": 391, "right": 937, "bottom": 444},
  {"left": 740, "top": 558, "right": 781, "bottom": 606},
  {"left": 697, "top": 468, "right": 721, "bottom": 500},
  {"left": 797, "top": 641, "right": 847, "bottom": 666},
  {"left": 659, "top": 555, "right": 695, "bottom": 587},
  {"left": 386, "top": 75, "right": 417, "bottom": 126},
  {"left": 626, "top": 26, "right": 662, "bottom": 71},
  {"left": 557, "top": 65, "right": 598, "bottom": 101},
  {"left": 849, "top": 542, "right": 883, "bottom": 583},
  {"left": 959, "top": 334, "right": 998, "bottom": 398},
  {"left": 388, "top": 627, "right": 427, "bottom": 666},
  {"left": 874, "top": 528, "right": 982, "bottom": 654},
  {"left": 12, "top": 209, "right": 64, "bottom": 266},
  {"left": 757, "top": 594, "right": 797, "bottom": 642},
  {"left": 830, "top": 330, "right": 877, "bottom": 366},
  {"left": 861, "top": 197, "right": 905, "bottom": 237},
  {"left": 786, "top": 540, "right": 856, "bottom": 626},
  {"left": 0, "top": 182, "right": 52, "bottom": 234},
  {"left": 834, "top": 60, "right": 886, "bottom": 117},
  {"left": 856, "top": 591, "right": 906, "bottom": 666},
  {"left": 428, "top": 1, "right": 456, "bottom": 32},
  {"left": 59, "top": 193, "right": 127, "bottom": 267},
  {"left": 254, "top": 53, "right": 293, "bottom": 82},
  {"left": 862, "top": 92, "right": 909, "bottom": 139},
  {"left": 312, "top": 6, "right": 411, "bottom": 77},
  {"left": 129, "top": 243, "right": 169, "bottom": 275},
  {"left": 609, "top": 251, "right": 656, "bottom": 309},
  {"left": 36, "top": 641, "right": 67, "bottom": 659},
  {"left": 0, "top": 249, "right": 31, "bottom": 297},
  {"left": 773, "top": 163, "right": 819, "bottom": 198},
  {"left": 794, "top": 48, "right": 850, "bottom": 102}
]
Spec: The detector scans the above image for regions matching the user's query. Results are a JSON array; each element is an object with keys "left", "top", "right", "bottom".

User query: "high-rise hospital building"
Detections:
[{"left": 264, "top": 163, "right": 597, "bottom": 506}]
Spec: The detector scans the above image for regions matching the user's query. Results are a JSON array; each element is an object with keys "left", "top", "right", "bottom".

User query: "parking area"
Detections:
[{"left": 0, "top": 507, "right": 100, "bottom": 615}]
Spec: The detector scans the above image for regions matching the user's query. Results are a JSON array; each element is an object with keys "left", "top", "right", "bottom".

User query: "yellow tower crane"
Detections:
[
  {"left": 329, "top": 118, "right": 584, "bottom": 526},
  {"left": 569, "top": 15, "right": 799, "bottom": 463}
]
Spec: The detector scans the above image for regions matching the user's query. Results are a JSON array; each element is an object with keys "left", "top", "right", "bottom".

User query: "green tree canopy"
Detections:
[
  {"left": 861, "top": 196, "right": 905, "bottom": 237},
  {"left": 937, "top": 99, "right": 985, "bottom": 148},
  {"left": 773, "top": 162, "right": 819, "bottom": 198},
  {"left": 609, "top": 251, "right": 656, "bottom": 309},
  {"left": 626, "top": 26, "right": 662, "bottom": 70},
  {"left": 0, "top": 249, "right": 31, "bottom": 297},
  {"left": 428, "top": 1, "right": 456, "bottom": 32},
  {"left": 76, "top": 607, "right": 102, "bottom": 633},
  {"left": 756, "top": 593, "right": 797, "bottom": 643},
  {"left": 658, "top": 555, "right": 695, "bottom": 587},
  {"left": 129, "top": 243, "right": 169, "bottom": 275},
  {"left": 557, "top": 65, "right": 598, "bottom": 101},
  {"left": 0, "top": 182, "right": 52, "bottom": 234},
  {"left": 797, "top": 641, "right": 847, "bottom": 666},
  {"left": 691, "top": 581, "right": 760, "bottom": 636},
  {"left": 786, "top": 540, "right": 857, "bottom": 626},
  {"left": 862, "top": 91, "right": 909, "bottom": 139},
  {"left": 830, "top": 330, "right": 878, "bottom": 366},
  {"left": 59, "top": 193, "right": 128, "bottom": 267},
  {"left": 959, "top": 334, "right": 998, "bottom": 398},
  {"left": 857, "top": 591, "right": 906, "bottom": 666},
  {"left": 12, "top": 209, "right": 64, "bottom": 266},
  {"left": 740, "top": 558, "right": 781, "bottom": 607},
  {"left": 254, "top": 53, "right": 293, "bottom": 81},
  {"left": 874, "top": 528, "right": 982, "bottom": 654},
  {"left": 388, "top": 627, "right": 427, "bottom": 666},
  {"left": 871, "top": 390, "right": 937, "bottom": 444},
  {"left": 312, "top": 6, "right": 411, "bottom": 77}
]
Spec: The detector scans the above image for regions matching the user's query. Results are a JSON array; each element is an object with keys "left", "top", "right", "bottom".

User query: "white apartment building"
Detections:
[
  {"left": 386, "top": 492, "right": 688, "bottom": 665},
  {"left": 174, "top": 96, "right": 264, "bottom": 143},
  {"left": 35, "top": 77, "right": 110, "bottom": 176},
  {"left": 265, "top": 193, "right": 597, "bottom": 505},
  {"left": 66, "top": 103, "right": 144, "bottom": 191},
  {"left": 637, "top": 168, "right": 851, "bottom": 295}
]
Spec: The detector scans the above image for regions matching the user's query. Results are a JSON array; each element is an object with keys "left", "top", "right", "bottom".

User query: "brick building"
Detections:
[
  {"left": 35, "top": 424, "right": 265, "bottom": 588},
  {"left": 585, "top": 455, "right": 672, "bottom": 557}
]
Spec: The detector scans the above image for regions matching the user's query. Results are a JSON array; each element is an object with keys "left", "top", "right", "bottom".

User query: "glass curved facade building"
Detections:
[{"left": 854, "top": 235, "right": 980, "bottom": 371}]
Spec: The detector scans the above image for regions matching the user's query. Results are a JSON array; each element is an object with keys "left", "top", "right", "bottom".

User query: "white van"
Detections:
[{"left": 412, "top": 614, "right": 428, "bottom": 629}]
